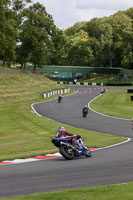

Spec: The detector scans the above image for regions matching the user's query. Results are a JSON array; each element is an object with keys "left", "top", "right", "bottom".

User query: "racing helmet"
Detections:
[{"left": 58, "top": 126, "right": 65, "bottom": 131}]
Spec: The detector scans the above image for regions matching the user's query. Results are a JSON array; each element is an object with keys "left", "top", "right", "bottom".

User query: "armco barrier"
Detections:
[
  {"left": 130, "top": 96, "right": 133, "bottom": 101},
  {"left": 57, "top": 81, "right": 104, "bottom": 86},
  {"left": 106, "top": 83, "right": 133, "bottom": 86},
  {"left": 43, "top": 88, "right": 70, "bottom": 98},
  {"left": 57, "top": 81, "right": 133, "bottom": 87},
  {"left": 127, "top": 89, "right": 133, "bottom": 93}
]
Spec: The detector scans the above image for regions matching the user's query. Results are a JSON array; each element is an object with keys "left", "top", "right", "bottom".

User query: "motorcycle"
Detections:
[
  {"left": 101, "top": 89, "right": 106, "bottom": 94},
  {"left": 51, "top": 136, "right": 92, "bottom": 160},
  {"left": 82, "top": 109, "right": 88, "bottom": 117},
  {"left": 58, "top": 95, "right": 62, "bottom": 103}
]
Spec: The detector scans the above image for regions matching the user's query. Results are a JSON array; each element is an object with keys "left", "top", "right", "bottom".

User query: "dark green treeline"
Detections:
[{"left": 0, "top": 1, "right": 133, "bottom": 69}]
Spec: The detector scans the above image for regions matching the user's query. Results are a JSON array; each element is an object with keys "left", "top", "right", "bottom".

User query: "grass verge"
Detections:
[
  {"left": 90, "top": 88, "right": 133, "bottom": 119},
  {"left": 1, "top": 182, "right": 133, "bottom": 200}
]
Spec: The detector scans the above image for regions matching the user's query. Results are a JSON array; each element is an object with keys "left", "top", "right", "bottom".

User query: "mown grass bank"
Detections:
[
  {"left": 90, "top": 88, "right": 133, "bottom": 119},
  {"left": 1, "top": 182, "right": 133, "bottom": 200},
  {"left": 0, "top": 71, "right": 126, "bottom": 161}
]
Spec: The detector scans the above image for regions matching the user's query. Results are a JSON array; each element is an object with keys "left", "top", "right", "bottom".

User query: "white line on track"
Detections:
[{"left": 92, "top": 137, "right": 131, "bottom": 151}]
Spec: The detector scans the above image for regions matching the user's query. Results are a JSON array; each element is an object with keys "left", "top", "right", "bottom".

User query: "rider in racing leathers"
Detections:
[
  {"left": 56, "top": 127, "right": 81, "bottom": 150},
  {"left": 82, "top": 105, "right": 89, "bottom": 115},
  {"left": 58, "top": 95, "right": 62, "bottom": 103}
]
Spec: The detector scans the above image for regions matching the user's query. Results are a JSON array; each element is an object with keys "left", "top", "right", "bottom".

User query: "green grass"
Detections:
[
  {"left": 1, "top": 183, "right": 133, "bottom": 200},
  {"left": 0, "top": 69, "right": 126, "bottom": 161},
  {"left": 90, "top": 88, "right": 133, "bottom": 119}
]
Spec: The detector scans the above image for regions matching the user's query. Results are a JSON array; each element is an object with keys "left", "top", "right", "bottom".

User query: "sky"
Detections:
[{"left": 32, "top": 0, "right": 133, "bottom": 29}]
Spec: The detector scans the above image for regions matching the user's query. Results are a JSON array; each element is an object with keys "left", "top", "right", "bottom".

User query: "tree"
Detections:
[
  {"left": 18, "top": 2, "right": 59, "bottom": 70},
  {"left": 65, "top": 30, "right": 94, "bottom": 66},
  {"left": 0, "top": 0, "right": 17, "bottom": 66},
  {"left": 107, "top": 12, "right": 133, "bottom": 68},
  {"left": 64, "top": 21, "right": 86, "bottom": 37},
  {"left": 84, "top": 18, "right": 113, "bottom": 67},
  {"left": 49, "top": 29, "right": 67, "bottom": 65},
  {"left": 0, "top": 0, "right": 31, "bottom": 66},
  {"left": 121, "top": 26, "right": 133, "bottom": 69}
]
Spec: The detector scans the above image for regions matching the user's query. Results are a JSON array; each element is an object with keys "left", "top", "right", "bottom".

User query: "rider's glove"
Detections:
[{"left": 76, "top": 135, "right": 81, "bottom": 139}]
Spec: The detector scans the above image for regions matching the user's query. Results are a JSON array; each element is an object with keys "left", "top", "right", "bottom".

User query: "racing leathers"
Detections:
[
  {"left": 56, "top": 129, "right": 81, "bottom": 149},
  {"left": 82, "top": 106, "right": 89, "bottom": 114}
]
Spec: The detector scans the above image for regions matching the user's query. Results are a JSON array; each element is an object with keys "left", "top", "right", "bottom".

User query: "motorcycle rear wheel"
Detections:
[
  {"left": 84, "top": 148, "right": 92, "bottom": 157},
  {"left": 83, "top": 112, "right": 87, "bottom": 117},
  {"left": 59, "top": 145, "right": 74, "bottom": 160}
]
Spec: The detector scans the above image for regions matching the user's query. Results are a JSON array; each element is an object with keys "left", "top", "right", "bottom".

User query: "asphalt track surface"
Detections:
[{"left": 0, "top": 86, "right": 133, "bottom": 198}]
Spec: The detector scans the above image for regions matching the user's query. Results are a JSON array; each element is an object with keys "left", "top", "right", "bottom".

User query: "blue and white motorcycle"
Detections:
[{"left": 51, "top": 136, "right": 92, "bottom": 160}]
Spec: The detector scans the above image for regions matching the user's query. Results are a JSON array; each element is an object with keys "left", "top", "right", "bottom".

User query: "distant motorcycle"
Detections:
[
  {"left": 82, "top": 110, "right": 88, "bottom": 117},
  {"left": 58, "top": 95, "right": 62, "bottom": 103},
  {"left": 51, "top": 136, "right": 92, "bottom": 160},
  {"left": 82, "top": 108, "right": 88, "bottom": 117},
  {"left": 101, "top": 89, "right": 106, "bottom": 94}
]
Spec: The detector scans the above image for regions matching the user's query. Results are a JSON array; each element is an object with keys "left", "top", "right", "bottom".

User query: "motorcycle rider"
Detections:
[
  {"left": 56, "top": 127, "right": 81, "bottom": 150},
  {"left": 82, "top": 105, "right": 89, "bottom": 115},
  {"left": 58, "top": 95, "right": 62, "bottom": 103},
  {"left": 101, "top": 88, "right": 106, "bottom": 94}
]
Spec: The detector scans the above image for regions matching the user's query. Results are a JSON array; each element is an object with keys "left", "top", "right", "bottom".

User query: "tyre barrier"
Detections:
[{"left": 42, "top": 88, "right": 70, "bottom": 98}]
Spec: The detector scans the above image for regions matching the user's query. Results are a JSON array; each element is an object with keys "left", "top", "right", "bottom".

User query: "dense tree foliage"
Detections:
[
  {"left": 0, "top": 0, "right": 62, "bottom": 69},
  {"left": 18, "top": 2, "right": 58, "bottom": 69},
  {"left": 64, "top": 10, "right": 133, "bottom": 69},
  {"left": 0, "top": 0, "right": 17, "bottom": 66},
  {"left": 0, "top": 2, "right": 133, "bottom": 69}
]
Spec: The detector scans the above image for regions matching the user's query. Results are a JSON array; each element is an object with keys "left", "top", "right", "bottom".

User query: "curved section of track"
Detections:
[{"left": 0, "top": 86, "right": 133, "bottom": 198}]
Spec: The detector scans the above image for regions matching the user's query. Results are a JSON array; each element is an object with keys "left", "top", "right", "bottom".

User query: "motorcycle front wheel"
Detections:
[
  {"left": 59, "top": 145, "right": 74, "bottom": 160},
  {"left": 84, "top": 148, "right": 92, "bottom": 157}
]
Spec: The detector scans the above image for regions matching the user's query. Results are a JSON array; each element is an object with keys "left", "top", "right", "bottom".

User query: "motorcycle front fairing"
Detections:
[{"left": 74, "top": 139, "right": 85, "bottom": 157}]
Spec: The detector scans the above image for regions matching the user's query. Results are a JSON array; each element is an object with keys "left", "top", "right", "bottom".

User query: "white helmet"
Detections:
[{"left": 58, "top": 126, "right": 65, "bottom": 131}]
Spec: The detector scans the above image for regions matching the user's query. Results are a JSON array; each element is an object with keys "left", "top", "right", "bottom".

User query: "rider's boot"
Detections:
[{"left": 72, "top": 141, "right": 79, "bottom": 151}]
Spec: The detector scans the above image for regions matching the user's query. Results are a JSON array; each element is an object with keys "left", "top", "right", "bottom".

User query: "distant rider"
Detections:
[
  {"left": 82, "top": 105, "right": 89, "bottom": 114},
  {"left": 101, "top": 88, "right": 106, "bottom": 94},
  {"left": 58, "top": 95, "right": 62, "bottom": 103},
  {"left": 56, "top": 127, "right": 81, "bottom": 150}
]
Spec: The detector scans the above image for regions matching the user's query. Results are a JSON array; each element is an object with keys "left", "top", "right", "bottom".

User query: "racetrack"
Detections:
[{"left": 0, "top": 86, "right": 133, "bottom": 198}]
